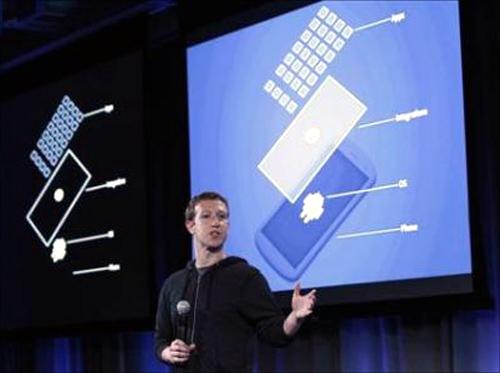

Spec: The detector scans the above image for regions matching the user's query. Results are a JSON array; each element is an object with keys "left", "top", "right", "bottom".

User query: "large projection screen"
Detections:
[{"left": 186, "top": 1, "right": 480, "bottom": 308}]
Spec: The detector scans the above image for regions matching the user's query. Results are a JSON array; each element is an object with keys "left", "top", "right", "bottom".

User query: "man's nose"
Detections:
[{"left": 211, "top": 218, "right": 221, "bottom": 226}]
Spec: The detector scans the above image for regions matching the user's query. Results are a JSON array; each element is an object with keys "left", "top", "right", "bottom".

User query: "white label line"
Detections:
[
  {"left": 337, "top": 223, "right": 419, "bottom": 239},
  {"left": 86, "top": 178, "right": 127, "bottom": 192},
  {"left": 355, "top": 12, "right": 406, "bottom": 32},
  {"left": 358, "top": 109, "right": 428, "bottom": 129},
  {"left": 358, "top": 117, "right": 394, "bottom": 129},
  {"left": 326, "top": 179, "right": 408, "bottom": 200},
  {"left": 67, "top": 230, "right": 114, "bottom": 245},
  {"left": 83, "top": 104, "right": 114, "bottom": 118},
  {"left": 73, "top": 263, "right": 121, "bottom": 276}
]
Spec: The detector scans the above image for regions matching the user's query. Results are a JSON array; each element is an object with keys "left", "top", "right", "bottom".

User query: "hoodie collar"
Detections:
[{"left": 186, "top": 256, "right": 247, "bottom": 272}]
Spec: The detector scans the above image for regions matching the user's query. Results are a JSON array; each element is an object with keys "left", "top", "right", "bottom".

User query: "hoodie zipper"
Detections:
[{"left": 190, "top": 274, "right": 201, "bottom": 344}]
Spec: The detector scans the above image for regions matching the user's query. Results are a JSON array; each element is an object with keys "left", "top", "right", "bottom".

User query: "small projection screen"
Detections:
[
  {"left": 186, "top": 1, "right": 481, "bottom": 308},
  {"left": 0, "top": 50, "right": 151, "bottom": 332}
]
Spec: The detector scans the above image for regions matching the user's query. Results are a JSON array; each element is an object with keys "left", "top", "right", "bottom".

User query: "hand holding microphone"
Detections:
[
  {"left": 162, "top": 339, "right": 196, "bottom": 365},
  {"left": 162, "top": 300, "right": 196, "bottom": 365}
]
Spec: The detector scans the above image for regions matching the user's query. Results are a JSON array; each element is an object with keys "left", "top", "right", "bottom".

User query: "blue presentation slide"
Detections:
[{"left": 187, "top": 1, "right": 471, "bottom": 292}]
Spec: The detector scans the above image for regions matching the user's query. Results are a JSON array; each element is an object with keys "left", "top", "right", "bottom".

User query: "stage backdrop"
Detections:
[{"left": 1, "top": 2, "right": 499, "bottom": 373}]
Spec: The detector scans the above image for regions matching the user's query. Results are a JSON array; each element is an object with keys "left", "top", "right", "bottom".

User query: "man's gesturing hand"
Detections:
[
  {"left": 162, "top": 339, "right": 196, "bottom": 365},
  {"left": 291, "top": 283, "right": 317, "bottom": 319}
]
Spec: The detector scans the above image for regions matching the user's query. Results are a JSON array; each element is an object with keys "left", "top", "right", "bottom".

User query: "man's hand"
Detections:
[
  {"left": 291, "top": 283, "right": 317, "bottom": 320},
  {"left": 283, "top": 283, "right": 317, "bottom": 336},
  {"left": 161, "top": 339, "right": 196, "bottom": 365}
]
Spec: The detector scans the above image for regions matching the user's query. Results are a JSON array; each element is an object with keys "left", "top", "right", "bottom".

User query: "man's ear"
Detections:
[{"left": 185, "top": 219, "right": 195, "bottom": 234}]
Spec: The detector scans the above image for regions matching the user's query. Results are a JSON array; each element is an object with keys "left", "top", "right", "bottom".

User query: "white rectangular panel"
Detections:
[{"left": 258, "top": 75, "right": 367, "bottom": 203}]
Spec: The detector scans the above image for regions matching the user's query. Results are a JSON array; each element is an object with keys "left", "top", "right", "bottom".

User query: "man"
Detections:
[{"left": 154, "top": 191, "right": 316, "bottom": 372}]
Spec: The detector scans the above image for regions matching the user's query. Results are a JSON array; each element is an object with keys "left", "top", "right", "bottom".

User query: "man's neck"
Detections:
[{"left": 194, "top": 246, "right": 226, "bottom": 268}]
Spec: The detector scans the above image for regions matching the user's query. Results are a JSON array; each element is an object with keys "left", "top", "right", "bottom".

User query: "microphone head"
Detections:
[{"left": 176, "top": 300, "right": 191, "bottom": 315}]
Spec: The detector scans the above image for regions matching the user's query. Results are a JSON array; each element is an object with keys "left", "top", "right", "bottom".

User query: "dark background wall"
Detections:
[{"left": 1, "top": 1, "right": 500, "bottom": 372}]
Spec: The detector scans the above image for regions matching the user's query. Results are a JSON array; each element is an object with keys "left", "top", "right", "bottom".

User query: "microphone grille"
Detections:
[{"left": 176, "top": 300, "right": 191, "bottom": 315}]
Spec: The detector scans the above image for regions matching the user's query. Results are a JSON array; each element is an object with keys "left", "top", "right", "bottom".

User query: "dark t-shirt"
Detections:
[{"left": 195, "top": 264, "right": 214, "bottom": 278}]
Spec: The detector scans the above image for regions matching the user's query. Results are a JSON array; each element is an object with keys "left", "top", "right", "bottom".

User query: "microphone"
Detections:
[{"left": 176, "top": 300, "right": 191, "bottom": 343}]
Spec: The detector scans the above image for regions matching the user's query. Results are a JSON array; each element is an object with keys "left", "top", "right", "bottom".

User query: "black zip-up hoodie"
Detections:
[{"left": 154, "top": 256, "right": 291, "bottom": 372}]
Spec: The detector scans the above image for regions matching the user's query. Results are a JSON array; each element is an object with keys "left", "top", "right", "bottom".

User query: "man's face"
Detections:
[{"left": 185, "top": 199, "right": 229, "bottom": 251}]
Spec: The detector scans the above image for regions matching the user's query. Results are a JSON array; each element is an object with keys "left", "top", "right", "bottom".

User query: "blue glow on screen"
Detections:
[{"left": 187, "top": 1, "right": 471, "bottom": 291}]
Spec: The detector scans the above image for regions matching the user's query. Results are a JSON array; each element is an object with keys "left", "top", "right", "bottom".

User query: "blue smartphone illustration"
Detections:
[{"left": 255, "top": 140, "right": 376, "bottom": 281}]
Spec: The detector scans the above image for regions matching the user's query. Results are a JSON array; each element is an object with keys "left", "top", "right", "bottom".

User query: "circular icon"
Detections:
[
  {"left": 304, "top": 127, "right": 321, "bottom": 145},
  {"left": 54, "top": 188, "right": 65, "bottom": 203}
]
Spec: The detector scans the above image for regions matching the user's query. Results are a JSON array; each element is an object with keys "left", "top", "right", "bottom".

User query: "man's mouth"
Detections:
[{"left": 210, "top": 231, "right": 221, "bottom": 238}]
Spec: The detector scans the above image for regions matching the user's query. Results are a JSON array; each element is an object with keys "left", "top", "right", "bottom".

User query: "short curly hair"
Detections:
[{"left": 184, "top": 191, "right": 229, "bottom": 221}]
